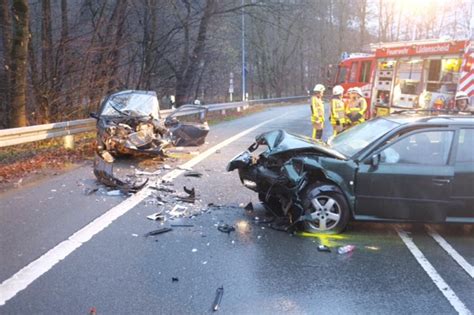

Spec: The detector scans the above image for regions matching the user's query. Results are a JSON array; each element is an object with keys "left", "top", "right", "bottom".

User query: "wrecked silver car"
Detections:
[
  {"left": 91, "top": 90, "right": 209, "bottom": 191},
  {"left": 91, "top": 90, "right": 209, "bottom": 160}
]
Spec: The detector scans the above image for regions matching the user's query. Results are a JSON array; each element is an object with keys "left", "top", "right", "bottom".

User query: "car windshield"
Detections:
[
  {"left": 329, "top": 118, "right": 400, "bottom": 157},
  {"left": 100, "top": 91, "right": 160, "bottom": 119}
]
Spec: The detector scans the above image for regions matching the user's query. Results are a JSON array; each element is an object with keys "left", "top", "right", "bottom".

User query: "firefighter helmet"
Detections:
[
  {"left": 333, "top": 85, "right": 344, "bottom": 96},
  {"left": 351, "top": 87, "right": 364, "bottom": 97},
  {"left": 455, "top": 91, "right": 469, "bottom": 101},
  {"left": 313, "top": 84, "right": 325, "bottom": 93}
]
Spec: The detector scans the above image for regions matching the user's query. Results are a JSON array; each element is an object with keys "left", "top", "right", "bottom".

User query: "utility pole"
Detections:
[{"left": 241, "top": 0, "right": 246, "bottom": 101}]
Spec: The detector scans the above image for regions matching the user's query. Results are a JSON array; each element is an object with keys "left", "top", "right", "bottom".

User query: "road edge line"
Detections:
[
  {"left": 425, "top": 225, "right": 474, "bottom": 279},
  {"left": 396, "top": 227, "right": 471, "bottom": 315}
]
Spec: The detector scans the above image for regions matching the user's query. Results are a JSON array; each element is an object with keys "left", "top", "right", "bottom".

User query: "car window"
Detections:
[
  {"left": 329, "top": 118, "right": 400, "bottom": 157},
  {"left": 380, "top": 130, "right": 454, "bottom": 165},
  {"left": 455, "top": 129, "right": 474, "bottom": 163}
]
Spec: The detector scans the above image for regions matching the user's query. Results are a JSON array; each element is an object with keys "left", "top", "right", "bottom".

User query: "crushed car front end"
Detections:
[{"left": 227, "top": 130, "right": 356, "bottom": 232}]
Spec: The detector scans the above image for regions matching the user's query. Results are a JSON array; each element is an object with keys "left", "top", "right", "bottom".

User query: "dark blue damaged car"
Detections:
[{"left": 228, "top": 115, "right": 474, "bottom": 234}]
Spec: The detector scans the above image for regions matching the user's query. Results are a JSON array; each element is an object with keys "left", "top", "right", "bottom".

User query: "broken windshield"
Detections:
[{"left": 100, "top": 91, "right": 160, "bottom": 119}]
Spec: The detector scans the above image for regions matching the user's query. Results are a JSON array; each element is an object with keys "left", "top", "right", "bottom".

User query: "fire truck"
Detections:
[{"left": 333, "top": 39, "right": 474, "bottom": 117}]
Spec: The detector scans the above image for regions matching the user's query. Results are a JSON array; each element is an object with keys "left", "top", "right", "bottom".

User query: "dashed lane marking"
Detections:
[
  {"left": 0, "top": 113, "right": 287, "bottom": 306},
  {"left": 426, "top": 225, "right": 474, "bottom": 279},
  {"left": 396, "top": 227, "right": 471, "bottom": 315}
]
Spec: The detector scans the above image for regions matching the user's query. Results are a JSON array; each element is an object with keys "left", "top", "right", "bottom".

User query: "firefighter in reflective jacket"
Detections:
[
  {"left": 330, "top": 85, "right": 346, "bottom": 135},
  {"left": 311, "top": 84, "right": 325, "bottom": 139},
  {"left": 346, "top": 87, "right": 367, "bottom": 126}
]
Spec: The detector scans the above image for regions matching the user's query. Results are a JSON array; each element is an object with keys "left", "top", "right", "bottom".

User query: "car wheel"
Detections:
[{"left": 302, "top": 184, "right": 350, "bottom": 234}]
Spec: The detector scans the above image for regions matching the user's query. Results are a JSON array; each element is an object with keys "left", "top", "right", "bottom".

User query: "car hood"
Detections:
[{"left": 256, "top": 130, "right": 346, "bottom": 159}]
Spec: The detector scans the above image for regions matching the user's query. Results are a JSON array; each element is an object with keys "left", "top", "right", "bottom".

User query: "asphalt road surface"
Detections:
[{"left": 1, "top": 104, "right": 473, "bottom": 314}]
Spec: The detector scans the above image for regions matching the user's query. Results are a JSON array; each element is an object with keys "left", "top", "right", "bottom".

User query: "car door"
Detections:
[
  {"left": 355, "top": 129, "right": 455, "bottom": 221},
  {"left": 450, "top": 128, "right": 474, "bottom": 218}
]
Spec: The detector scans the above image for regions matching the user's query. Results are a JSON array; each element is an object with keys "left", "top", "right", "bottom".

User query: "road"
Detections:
[{"left": 1, "top": 104, "right": 473, "bottom": 314}]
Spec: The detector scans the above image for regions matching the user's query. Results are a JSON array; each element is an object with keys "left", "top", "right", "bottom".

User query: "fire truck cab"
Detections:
[{"left": 334, "top": 53, "right": 375, "bottom": 118}]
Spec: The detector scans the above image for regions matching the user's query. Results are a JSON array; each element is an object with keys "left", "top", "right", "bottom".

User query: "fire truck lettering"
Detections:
[
  {"left": 415, "top": 44, "right": 450, "bottom": 54},
  {"left": 387, "top": 48, "right": 409, "bottom": 56}
]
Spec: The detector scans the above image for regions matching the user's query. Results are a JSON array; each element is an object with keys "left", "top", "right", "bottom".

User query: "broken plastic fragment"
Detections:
[
  {"left": 176, "top": 186, "right": 196, "bottom": 203},
  {"left": 172, "top": 277, "right": 179, "bottom": 282},
  {"left": 144, "top": 227, "right": 172, "bottom": 237},
  {"left": 107, "top": 190, "right": 122, "bottom": 196},
  {"left": 184, "top": 171, "right": 203, "bottom": 178},
  {"left": 244, "top": 202, "right": 254, "bottom": 211},
  {"left": 338, "top": 245, "right": 355, "bottom": 255},
  {"left": 192, "top": 248, "right": 198, "bottom": 252},
  {"left": 147, "top": 212, "right": 164, "bottom": 221},
  {"left": 317, "top": 245, "right": 331, "bottom": 252},
  {"left": 217, "top": 224, "right": 235, "bottom": 234},
  {"left": 212, "top": 286, "right": 224, "bottom": 312}
]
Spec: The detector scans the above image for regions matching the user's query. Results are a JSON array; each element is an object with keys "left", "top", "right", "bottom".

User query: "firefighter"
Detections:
[
  {"left": 330, "top": 85, "right": 346, "bottom": 135},
  {"left": 346, "top": 87, "right": 367, "bottom": 127},
  {"left": 455, "top": 91, "right": 472, "bottom": 111},
  {"left": 311, "top": 84, "right": 325, "bottom": 140}
]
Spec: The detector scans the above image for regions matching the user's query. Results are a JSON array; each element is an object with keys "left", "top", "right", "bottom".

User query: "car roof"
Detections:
[{"left": 384, "top": 114, "right": 474, "bottom": 126}]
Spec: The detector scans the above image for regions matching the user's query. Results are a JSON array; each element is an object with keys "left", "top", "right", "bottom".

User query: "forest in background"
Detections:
[{"left": 0, "top": 0, "right": 472, "bottom": 128}]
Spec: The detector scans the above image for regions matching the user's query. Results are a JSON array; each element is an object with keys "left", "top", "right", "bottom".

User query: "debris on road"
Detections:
[
  {"left": 106, "top": 190, "right": 122, "bottom": 196},
  {"left": 135, "top": 169, "right": 161, "bottom": 176},
  {"left": 172, "top": 277, "right": 179, "bottom": 282},
  {"left": 83, "top": 187, "right": 99, "bottom": 195},
  {"left": 244, "top": 202, "right": 254, "bottom": 211},
  {"left": 192, "top": 248, "right": 198, "bottom": 252},
  {"left": 184, "top": 171, "right": 203, "bottom": 178},
  {"left": 217, "top": 224, "right": 235, "bottom": 234},
  {"left": 169, "top": 205, "right": 188, "bottom": 218},
  {"left": 94, "top": 154, "right": 148, "bottom": 193},
  {"left": 176, "top": 186, "right": 196, "bottom": 203},
  {"left": 144, "top": 227, "right": 173, "bottom": 237},
  {"left": 170, "top": 224, "right": 194, "bottom": 227},
  {"left": 338, "top": 245, "right": 355, "bottom": 255},
  {"left": 212, "top": 286, "right": 224, "bottom": 312},
  {"left": 317, "top": 245, "right": 331, "bottom": 252},
  {"left": 147, "top": 211, "right": 165, "bottom": 221}
]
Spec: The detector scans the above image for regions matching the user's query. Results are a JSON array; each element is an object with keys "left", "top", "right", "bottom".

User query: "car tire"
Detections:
[{"left": 301, "top": 183, "right": 350, "bottom": 234}]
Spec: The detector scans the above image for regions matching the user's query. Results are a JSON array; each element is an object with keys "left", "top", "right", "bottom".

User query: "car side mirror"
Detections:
[
  {"left": 90, "top": 112, "right": 99, "bottom": 119},
  {"left": 371, "top": 153, "right": 380, "bottom": 167}
]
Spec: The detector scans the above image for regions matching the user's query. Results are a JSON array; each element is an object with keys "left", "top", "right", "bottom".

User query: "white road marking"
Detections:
[
  {"left": 396, "top": 227, "right": 472, "bottom": 315},
  {"left": 0, "top": 113, "right": 286, "bottom": 306},
  {"left": 426, "top": 225, "right": 474, "bottom": 279}
]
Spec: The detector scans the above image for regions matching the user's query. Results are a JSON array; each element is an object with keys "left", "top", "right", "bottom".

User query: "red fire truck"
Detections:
[{"left": 334, "top": 39, "right": 474, "bottom": 117}]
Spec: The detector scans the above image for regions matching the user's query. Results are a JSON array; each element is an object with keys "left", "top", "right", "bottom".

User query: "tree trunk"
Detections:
[
  {"left": 39, "top": 0, "right": 52, "bottom": 123},
  {"left": 0, "top": 0, "right": 12, "bottom": 128},
  {"left": 9, "top": 0, "right": 29, "bottom": 127},
  {"left": 175, "top": 0, "right": 216, "bottom": 106}
]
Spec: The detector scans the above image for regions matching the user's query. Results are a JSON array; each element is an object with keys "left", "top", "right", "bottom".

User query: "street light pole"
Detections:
[{"left": 241, "top": 0, "right": 246, "bottom": 101}]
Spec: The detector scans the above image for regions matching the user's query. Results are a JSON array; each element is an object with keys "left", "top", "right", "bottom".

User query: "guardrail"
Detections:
[{"left": 0, "top": 96, "right": 309, "bottom": 148}]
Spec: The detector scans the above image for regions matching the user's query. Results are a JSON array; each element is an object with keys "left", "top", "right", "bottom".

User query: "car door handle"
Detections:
[{"left": 432, "top": 178, "right": 451, "bottom": 185}]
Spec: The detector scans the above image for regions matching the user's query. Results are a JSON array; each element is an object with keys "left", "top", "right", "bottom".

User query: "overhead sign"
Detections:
[{"left": 375, "top": 40, "right": 468, "bottom": 58}]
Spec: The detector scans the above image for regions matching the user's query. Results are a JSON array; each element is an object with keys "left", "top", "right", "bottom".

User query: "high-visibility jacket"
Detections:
[
  {"left": 346, "top": 98, "right": 367, "bottom": 124},
  {"left": 330, "top": 97, "right": 346, "bottom": 125},
  {"left": 311, "top": 96, "right": 324, "bottom": 125}
]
